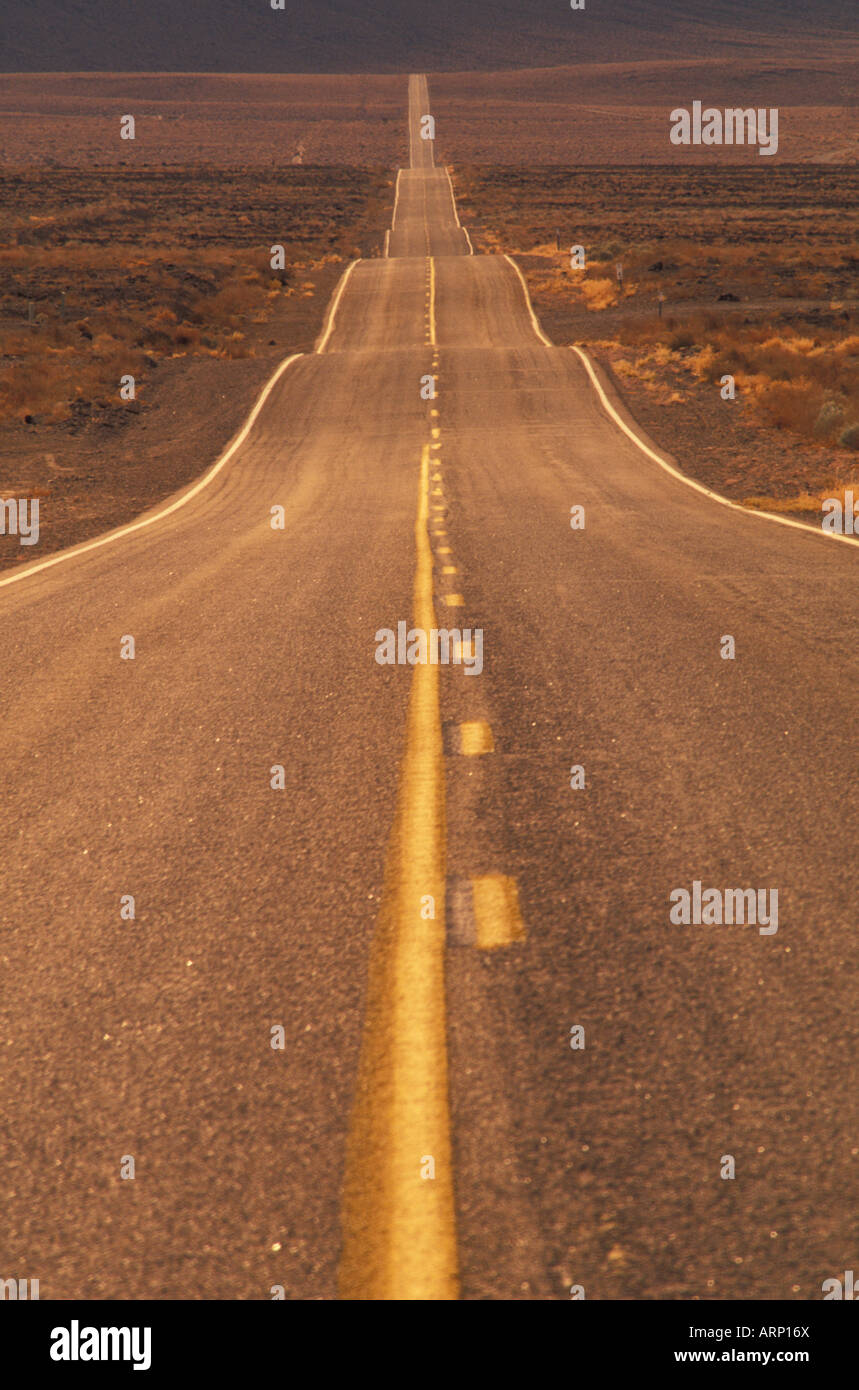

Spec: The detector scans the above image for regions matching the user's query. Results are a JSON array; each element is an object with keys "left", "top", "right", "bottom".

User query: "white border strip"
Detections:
[
  {"left": 444, "top": 167, "right": 462, "bottom": 227},
  {"left": 408, "top": 79, "right": 416, "bottom": 169},
  {"left": 573, "top": 347, "right": 859, "bottom": 548},
  {"left": 503, "top": 253, "right": 552, "bottom": 346},
  {"left": 445, "top": 166, "right": 473, "bottom": 256},
  {"left": 505, "top": 253, "right": 859, "bottom": 551},
  {"left": 316, "top": 258, "right": 359, "bottom": 354},
  {"left": 392, "top": 168, "right": 402, "bottom": 230},
  {"left": 420, "top": 74, "right": 435, "bottom": 169},
  {"left": 0, "top": 352, "right": 304, "bottom": 594},
  {"left": 1, "top": 253, "right": 362, "bottom": 595}
]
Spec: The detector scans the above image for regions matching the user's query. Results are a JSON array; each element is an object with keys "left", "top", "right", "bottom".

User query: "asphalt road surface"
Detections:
[{"left": 1, "top": 74, "right": 858, "bottom": 1302}]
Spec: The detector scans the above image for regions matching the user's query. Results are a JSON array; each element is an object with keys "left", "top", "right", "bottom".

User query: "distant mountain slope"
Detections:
[{"left": 2, "top": 0, "right": 857, "bottom": 73}]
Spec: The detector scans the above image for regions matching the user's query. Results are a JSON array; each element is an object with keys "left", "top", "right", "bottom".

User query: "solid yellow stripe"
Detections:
[
  {"left": 338, "top": 443, "right": 458, "bottom": 1301},
  {"left": 472, "top": 875, "right": 526, "bottom": 949},
  {"left": 460, "top": 720, "right": 494, "bottom": 756}
]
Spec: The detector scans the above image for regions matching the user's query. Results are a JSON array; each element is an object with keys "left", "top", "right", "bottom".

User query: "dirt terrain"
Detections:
[
  {"left": 2, "top": 61, "right": 856, "bottom": 571},
  {"left": 2, "top": 58, "right": 856, "bottom": 168},
  {"left": 452, "top": 163, "right": 859, "bottom": 515},
  {"left": 0, "top": 164, "right": 391, "bottom": 572},
  {"left": 0, "top": 74, "right": 408, "bottom": 167},
  {"left": 431, "top": 60, "right": 859, "bottom": 164}
]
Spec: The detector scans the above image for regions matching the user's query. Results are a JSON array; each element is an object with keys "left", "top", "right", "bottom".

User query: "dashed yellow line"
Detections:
[
  {"left": 460, "top": 720, "right": 494, "bottom": 756},
  {"left": 429, "top": 255, "right": 437, "bottom": 345},
  {"left": 338, "top": 443, "right": 457, "bottom": 1301},
  {"left": 443, "top": 593, "right": 464, "bottom": 607},
  {"left": 472, "top": 875, "right": 526, "bottom": 949}
]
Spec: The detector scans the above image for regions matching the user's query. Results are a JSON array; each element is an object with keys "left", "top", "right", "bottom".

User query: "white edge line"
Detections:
[
  {"left": 392, "top": 168, "right": 402, "bottom": 230},
  {"left": 504, "top": 251, "right": 859, "bottom": 552},
  {"left": 423, "top": 74, "right": 435, "bottom": 170},
  {"left": 316, "top": 258, "right": 359, "bottom": 354},
  {"left": 0, "top": 352, "right": 305, "bottom": 594},
  {"left": 444, "top": 167, "right": 461, "bottom": 226},
  {"left": 503, "top": 253, "right": 552, "bottom": 346},
  {"left": 3, "top": 255, "right": 361, "bottom": 593},
  {"left": 384, "top": 228, "right": 391, "bottom": 258},
  {"left": 408, "top": 78, "right": 415, "bottom": 169},
  {"left": 573, "top": 346, "right": 859, "bottom": 549},
  {"left": 444, "top": 166, "right": 474, "bottom": 255}
]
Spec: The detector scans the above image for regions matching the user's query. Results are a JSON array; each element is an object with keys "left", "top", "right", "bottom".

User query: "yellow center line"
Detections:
[
  {"left": 472, "top": 875, "right": 526, "bottom": 948},
  {"left": 460, "top": 720, "right": 494, "bottom": 756},
  {"left": 338, "top": 443, "right": 458, "bottom": 1302}
]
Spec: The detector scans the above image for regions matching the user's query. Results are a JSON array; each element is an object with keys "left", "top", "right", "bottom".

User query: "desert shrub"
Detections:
[
  {"left": 582, "top": 277, "right": 617, "bottom": 311},
  {"left": 668, "top": 327, "right": 697, "bottom": 350},
  {"left": 192, "top": 280, "right": 266, "bottom": 327},
  {"left": 814, "top": 398, "right": 845, "bottom": 439},
  {"left": 0, "top": 358, "right": 85, "bottom": 422},
  {"left": 839, "top": 424, "right": 859, "bottom": 450},
  {"left": 834, "top": 335, "right": 859, "bottom": 359},
  {"left": 756, "top": 379, "right": 824, "bottom": 435},
  {"left": 617, "top": 317, "right": 663, "bottom": 348}
]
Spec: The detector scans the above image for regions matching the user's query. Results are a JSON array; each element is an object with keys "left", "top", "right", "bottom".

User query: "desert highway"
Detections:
[{"left": 1, "top": 74, "right": 858, "bottom": 1302}]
